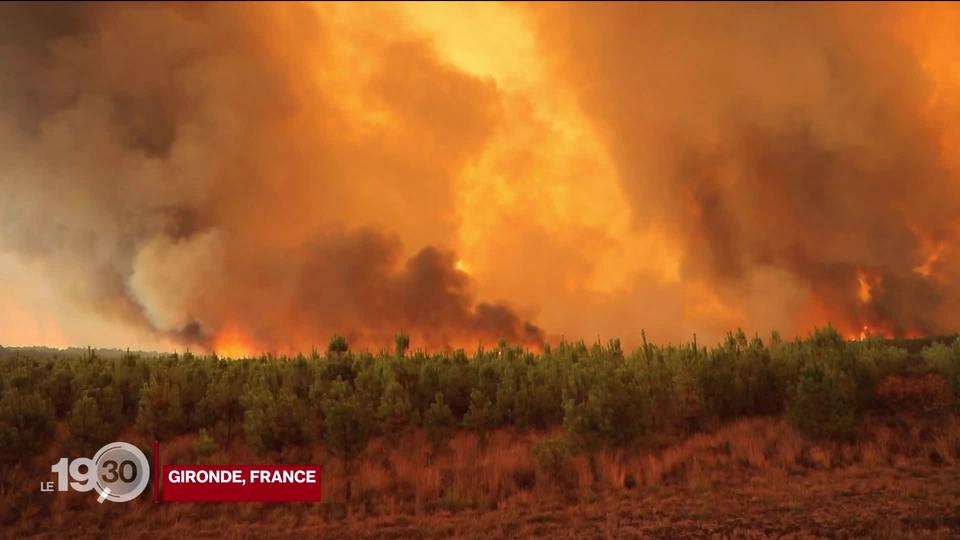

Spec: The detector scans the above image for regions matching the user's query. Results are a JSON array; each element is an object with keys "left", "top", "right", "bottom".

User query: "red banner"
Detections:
[{"left": 162, "top": 465, "right": 322, "bottom": 502}]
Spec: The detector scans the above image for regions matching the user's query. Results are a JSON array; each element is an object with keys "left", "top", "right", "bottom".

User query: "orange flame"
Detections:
[
  {"left": 846, "top": 320, "right": 907, "bottom": 341},
  {"left": 856, "top": 270, "right": 872, "bottom": 304},
  {"left": 213, "top": 325, "right": 257, "bottom": 358}
]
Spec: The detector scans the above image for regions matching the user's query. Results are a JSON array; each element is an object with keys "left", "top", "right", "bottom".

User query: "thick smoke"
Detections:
[
  {"left": 4, "top": 3, "right": 960, "bottom": 351},
  {"left": 0, "top": 3, "right": 542, "bottom": 351},
  {"left": 533, "top": 3, "right": 960, "bottom": 337}
]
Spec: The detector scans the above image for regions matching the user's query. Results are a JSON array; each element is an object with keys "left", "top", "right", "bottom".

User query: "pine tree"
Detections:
[
  {"left": 463, "top": 388, "right": 498, "bottom": 445},
  {"left": 321, "top": 378, "right": 375, "bottom": 502},
  {"left": 423, "top": 392, "right": 455, "bottom": 448},
  {"left": 327, "top": 334, "right": 349, "bottom": 357},
  {"left": 67, "top": 392, "right": 112, "bottom": 453},
  {"left": 198, "top": 367, "right": 244, "bottom": 446},
  {"left": 395, "top": 332, "right": 410, "bottom": 358},
  {"left": 322, "top": 379, "right": 375, "bottom": 465},
  {"left": 273, "top": 387, "right": 309, "bottom": 448},
  {"left": 377, "top": 379, "right": 416, "bottom": 440},
  {"left": 0, "top": 389, "right": 55, "bottom": 466},
  {"left": 241, "top": 388, "right": 272, "bottom": 454},
  {"left": 136, "top": 372, "right": 184, "bottom": 441}
]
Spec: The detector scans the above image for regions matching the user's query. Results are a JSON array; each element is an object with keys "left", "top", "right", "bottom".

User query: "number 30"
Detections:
[{"left": 101, "top": 459, "right": 138, "bottom": 483}]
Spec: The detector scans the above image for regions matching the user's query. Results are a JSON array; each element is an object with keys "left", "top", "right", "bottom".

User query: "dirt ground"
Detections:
[
  {"left": 238, "top": 464, "right": 960, "bottom": 539},
  {"left": 13, "top": 460, "right": 960, "bottom": 539}
]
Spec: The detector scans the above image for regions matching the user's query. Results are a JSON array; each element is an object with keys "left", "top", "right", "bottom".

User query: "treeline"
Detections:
[{"left": 2, "top": 326, "right": 959, "bottom": 468}]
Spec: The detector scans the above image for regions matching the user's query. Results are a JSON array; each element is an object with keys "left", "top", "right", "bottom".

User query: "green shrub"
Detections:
[
  {"left": 395, "top": 332, "right": 410, "bottom": 357},
  {"left": 786, "top": 363, "right": 858, "bottom": 441},
  {"left": 242, "top": 375, "right": 310, "bottom": 454},
  {"left": 67, "top": 392, "right": 114, "bottom": 454},
  {"left": 194, "top": 428, "right": 219, "bottom": 461},
  {"left": 462, "top": 388, "right": 498, "bottom": 443},
  {"left": 562, "top": 358, "right": 649, "bottom": 449},
  {"left": 377, "top": 379, "right": 417, "bottom": 440},
  {"left": 0, "top": 326, "right": 925, "bottom": 459},
  {"left": 320, "top": 379, "right": 375, "bottom": 465},
  {"left": 531, "top": 436, "right": 573, "bottom": 483},
  {"left": 423, "top": 392, "right": 455, "bottom": 447},
  {"left": 0, "top": 389, "right": 55, "bottom": 465},
  {"left": 136, "top": 371, "right": 185, "bottom": 441},
  {"left": 922, "top": 340, "right": 960, "bottom": 396},
  {"left": 197, "top": 365, "right": 244, "bottom": 446},
  {"left": 327, "top": 334, "right": 349, "bottom": 357}
]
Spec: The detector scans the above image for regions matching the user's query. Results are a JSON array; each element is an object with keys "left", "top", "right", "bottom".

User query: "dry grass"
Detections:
[
  {"left": 877, "top": 373, "right": 955, "bottom": 413},
  {"left": 4, "top": 413, "right": 960, "bottom": 537}
]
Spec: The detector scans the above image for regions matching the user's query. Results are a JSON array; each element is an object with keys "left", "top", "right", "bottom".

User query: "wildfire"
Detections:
[
  {"left": 847, "top": 320, "right": 910, "bottom": 341},
  {"left": 914, "top": 239, "right": 947, "bottom": 278},
  {"left": 908, "top": 223, "right": 950, "bottom": 278},
  {"left": 856, "top": 271, "right": 872, "bottom": 304},
  {"left": 845, "top": 323, "right": 881, "bottom": 341},
  {"left": 213, "top": 325, "right": 257, "bottom": 359}
]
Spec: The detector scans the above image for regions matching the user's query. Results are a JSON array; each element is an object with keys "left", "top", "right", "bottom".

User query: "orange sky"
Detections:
[{"left": 2, "top": 3, "right": 960, "bottom": 355}]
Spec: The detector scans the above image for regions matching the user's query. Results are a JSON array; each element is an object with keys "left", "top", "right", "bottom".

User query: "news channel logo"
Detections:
[{"left": 45, "top": 442, "right": 150, "bottom": 503}]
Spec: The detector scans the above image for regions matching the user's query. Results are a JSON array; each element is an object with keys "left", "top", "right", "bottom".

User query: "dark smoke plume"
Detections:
[
  {"left": 534, "top": 3, "right": 960, "bottom": 337},
  {"left": 0, "top": 3, "right": 542, "bottom": 351}
]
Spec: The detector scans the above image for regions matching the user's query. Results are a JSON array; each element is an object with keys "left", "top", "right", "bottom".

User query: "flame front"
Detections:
[{"left": 214, "top": 326, "right": 256, "bottom": 359}]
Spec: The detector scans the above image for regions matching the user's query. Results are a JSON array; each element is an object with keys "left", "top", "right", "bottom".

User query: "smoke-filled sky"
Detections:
[{"left": 2, "top": 2, "right": 960, "bottom": 354}]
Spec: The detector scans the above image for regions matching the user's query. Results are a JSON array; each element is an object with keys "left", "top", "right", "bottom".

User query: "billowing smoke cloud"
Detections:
[
  {"left": 533, "top": 3, "right": 960, "bottom": 338},
  {"left": 0, "top": 3, "right": 542, "bottom": 352},
  {"left": 290, "top": 228, "right": 543, "bottom": 350},
  {"left": 3, "top": 3, "right": 960, "bottom": 352}
]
